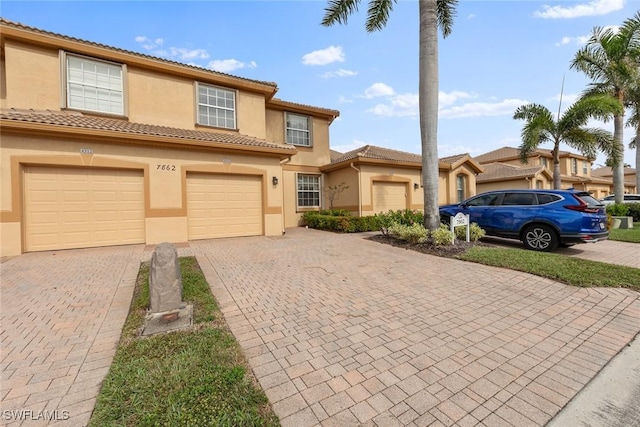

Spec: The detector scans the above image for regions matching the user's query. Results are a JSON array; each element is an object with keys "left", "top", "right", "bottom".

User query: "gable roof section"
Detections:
[
  {"left": 477, "top": 162, "right": 551, "bottom": 183},
  {"left": 592, "top": 166, "right": 637, "bottom": 177},
  {"left": 1, "top": 109, "right": 296, "bottom": 157},
  {"left": 474, "top": 146, "right": 589, "bottom": 164},
  {"left": 323, "top": 145, "right": 483, "bottom": 173},
  {"left": 0, "top": 18, "right": 278, "bottom": 96}
]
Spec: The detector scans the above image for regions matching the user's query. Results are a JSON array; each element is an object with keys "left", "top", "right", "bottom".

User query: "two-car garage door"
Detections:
[
  {"left": 187, "top": 173, "right": 263, "bottom": 240},
  {"left": 24, "top": 166, "right": 145, "bottom": 252}
]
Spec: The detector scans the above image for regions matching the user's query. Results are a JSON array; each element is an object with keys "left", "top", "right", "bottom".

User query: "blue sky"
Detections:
[{"left": 2, "top": 0, "right": 638, "bottom": 168}]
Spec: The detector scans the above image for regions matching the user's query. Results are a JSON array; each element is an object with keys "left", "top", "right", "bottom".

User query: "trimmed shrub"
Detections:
[
  {"left": 454, "top": 222, "right": 486, "bottom": 242},
  {"left": 374, "top": 209, "right": 424, "bottom": 235},
  {"left": 388, "top": 223, "right": 429, "bottom": 244},
  {"left": 301, "top": 211, "right": 379, "bottom": 233},
  {"left": 626, "top": 203, "right": 640, "bottom": 221},
  {"left": 431, "top": 224, "right": 455, "bottom": 246},
  {"left": 606, "top": 203, "right": 630, "bottom": 217}
]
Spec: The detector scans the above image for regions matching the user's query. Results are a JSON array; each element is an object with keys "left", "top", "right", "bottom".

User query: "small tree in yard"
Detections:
[{"left": 324, "top": 182, "right": 349, "bottom": 210}]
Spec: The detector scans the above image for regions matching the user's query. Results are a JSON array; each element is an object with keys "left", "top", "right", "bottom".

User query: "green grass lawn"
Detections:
[
  {"left": 608, "top": 222, "right": 640, "bottom": 243},
  {"left": 459, "top": 247, "right": 640, "bottom": 291},
  {"left": 89, "top": 257, "right": 279, "bottom": 427}
]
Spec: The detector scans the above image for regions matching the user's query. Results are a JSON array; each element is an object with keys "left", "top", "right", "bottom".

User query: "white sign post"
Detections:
[{"left": 450, "top": 213, "right": 470, "bottom": 244}]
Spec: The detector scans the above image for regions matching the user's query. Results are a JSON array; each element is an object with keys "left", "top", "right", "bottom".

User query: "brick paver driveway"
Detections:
[
  {"left": 1, "top": 245, "right": 142, "bottom": 426},
  {"left": 191, "top": 228, "right": 640, "bottom": 427}
]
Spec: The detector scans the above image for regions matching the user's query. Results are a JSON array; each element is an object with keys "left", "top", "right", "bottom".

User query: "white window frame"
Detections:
[
  {"left": 540, "top": 157, "right": 548, "bottom": 168},
  {"left": 572, "top": 159, "right": 578, "bottom": 174},
  {"left": 61, "top": 51, "right": 126, "bottom": 116},
  {"left": 456, "top": 174, "right": 466, "bottom": 203},
  {"left": 582, "top": 160, "right": 588, "bottom": 175},
  {"left": 196, "top": 83, "right": 237, "bottom": 129},
  {"left": 285, "top": 112, "right": 312, "bottom": 147},
  {"left": 296, "top": 174, "right": 320, "bottom": 208}
]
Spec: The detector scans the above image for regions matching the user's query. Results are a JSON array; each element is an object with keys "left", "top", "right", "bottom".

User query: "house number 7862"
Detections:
[{"left": 157, "top": 164, "right": 176, "bottom": 171}]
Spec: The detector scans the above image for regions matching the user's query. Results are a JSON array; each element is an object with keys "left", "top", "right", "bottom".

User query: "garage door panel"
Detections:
[
  {"left": 187, "top": 174, "right": 262, "bottom": 240},
  {"left": 373, "top": 182, "right": 407, "bottom": 213},
  {"left": 24, "top": 167, "right": 145, "bottom": 252}
]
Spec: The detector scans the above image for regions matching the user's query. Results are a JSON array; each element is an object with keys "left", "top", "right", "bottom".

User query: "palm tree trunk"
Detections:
[
  {"left": 635, "top": 130, "right": 640, "bottom": 193},
  {"left": 419, "top": 0, "right": 440, "bottom": 230},
  {"left": 552, "top": 145, "right": 561, "bottom": 189},
  {"left": 613, "top": 112, "right": 625, "bottom": 202}
]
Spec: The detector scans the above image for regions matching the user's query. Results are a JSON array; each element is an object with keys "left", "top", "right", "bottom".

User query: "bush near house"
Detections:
[
  {"left": 624, "top": 203, "right": 640, "bottom": 221},
  {"left": 375, "top": 210, "right": 424, "bottom": 235},
  {"left": 301, "top": 210, "right": 379, "bottom": 232},
  {"left": 606, "top": 203, "right": 630, "bottom": 217}
]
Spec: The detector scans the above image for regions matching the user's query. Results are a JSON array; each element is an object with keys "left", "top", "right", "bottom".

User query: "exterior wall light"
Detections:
[
  {"left": 272, "top": 176, "right": 279, "bottom": 186},
  {"left": 414, "top": 183, "right": 420, "bottom": 190}
]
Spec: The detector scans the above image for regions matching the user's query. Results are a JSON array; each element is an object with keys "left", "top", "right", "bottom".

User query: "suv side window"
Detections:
[
  {"left": 466, "top": 193, "right": 500, "bottom": 207},
  {"left": 537, "top": 194, "right": 561, "bottom": 205},
  {"left": 502, "top": 193, "right": 536, "bottom": 205},
  {"left": 626, "top": 195, "right": 640, "bottom": 201}
]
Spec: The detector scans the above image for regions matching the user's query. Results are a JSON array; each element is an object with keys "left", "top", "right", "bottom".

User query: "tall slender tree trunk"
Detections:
[
  {"left": 613, "top": 111, "right": 625, "bottom": 202},
  {"left": 552, "top": 145, "right": 561, "bottom": 189},
  {"left": 419, "top": 0, "right": 440, "bottom": 230},
  {"left": 635, "top": 130, "right": 640, "bottom": 193}
]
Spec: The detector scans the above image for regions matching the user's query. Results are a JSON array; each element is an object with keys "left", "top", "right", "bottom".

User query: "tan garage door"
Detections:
[
  {"left": 24, "top": 166, "right": 145, "bottom": 252},
  {"left": 373, "top": 181, "right": 407, "bottom": 213},
  {"left": 187, "top": 173, "right": 262, "bottom": 240}
]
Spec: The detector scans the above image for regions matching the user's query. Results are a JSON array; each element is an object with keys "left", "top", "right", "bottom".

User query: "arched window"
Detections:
[{"left": 456, "top": 174, "right": 466, "bottom": 203}]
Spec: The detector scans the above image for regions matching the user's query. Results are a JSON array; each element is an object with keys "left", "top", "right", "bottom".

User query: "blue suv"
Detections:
[{"left": 439, "top": 189, "right": 609, "bottom": 251}]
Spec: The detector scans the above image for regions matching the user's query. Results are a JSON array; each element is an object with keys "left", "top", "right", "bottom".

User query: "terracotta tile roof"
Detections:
[
  {"left": 439, "top": 153, "right": 469, "bottom": 165},
  {"left": 477, "top": 162, "right": 546, "bottom": 183},
  {"left": 331, "top": 145, "right": 422, "bottom": 164},
  {"left": 592, "top": 166, "right": 637, "bottom": 177},
  {"left": 0, "top": 109, "right": 296, "bottom": 152},
  {"left": 330, "top": 150, "right": 344, "bottom": 163},
  {"left": 474, "top": 146, "right": 590, "bottom": 164},
  {"left": 269, "top": 98, "right": 340, "bottom": 119},
  {"left": 0, "top": 18, "right": 278, "bottom": 89}
]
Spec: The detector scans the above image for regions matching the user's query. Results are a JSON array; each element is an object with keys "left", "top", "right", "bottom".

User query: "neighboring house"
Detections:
[
  {"left": 591, "top": 166, "right": 638, "bottom": 194},
  {"left": 321, "top": 146, "right": 483, "bottom": 214},
  {"left": 473, "top": 146, "right": 635, "bottom": 198},
  {"left": 0, "top": 18, "right": 339, "bottom": 256}
]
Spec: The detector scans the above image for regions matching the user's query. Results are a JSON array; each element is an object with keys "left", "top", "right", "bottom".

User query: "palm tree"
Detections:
[
  {"left": 625, "top": 83, "right": 640, "bottom": 192},
  {"left": 321, "top": 0, "right": 458, "bottom": 230},
  {"left": 570, "top": 12, "right": 640, "bottom": 203},
  {"left": 514, "top": 95, "right": 623, "bottom": 189}
]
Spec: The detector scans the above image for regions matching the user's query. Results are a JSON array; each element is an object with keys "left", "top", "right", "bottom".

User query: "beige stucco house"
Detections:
[
  {"left": 474, "top": 146, "right": 635, "bottom": 198},
  {"left": 0, "top": 19, "right": 481, "bottom": 257},
  {"left": 591, "top": 166, "right": 638, "bottom": 194},
  {"left": 321, "top": 146, "right": 483, "bottom": 214}
]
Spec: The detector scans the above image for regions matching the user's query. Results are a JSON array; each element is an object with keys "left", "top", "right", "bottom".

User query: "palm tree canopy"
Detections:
[{"left": 322, "top": 0, "right": 458, "bottom": 36}]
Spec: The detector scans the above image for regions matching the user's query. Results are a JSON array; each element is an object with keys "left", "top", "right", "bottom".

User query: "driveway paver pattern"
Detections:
[
  {"left": 1, "top": 245, "right": 142, "bottom": 426},
  {"left": 191, "top": 228, "right": 640, "bottom": 427}
]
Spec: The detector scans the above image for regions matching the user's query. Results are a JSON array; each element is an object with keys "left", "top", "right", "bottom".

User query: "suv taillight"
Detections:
[{"left": 564, "top": 196, "right": 600, "bottom": 213}]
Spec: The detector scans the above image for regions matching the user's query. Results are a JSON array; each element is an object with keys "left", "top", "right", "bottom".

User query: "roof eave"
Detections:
[{"left": 0, "top": 120, "right": 296, "bottom": 159}]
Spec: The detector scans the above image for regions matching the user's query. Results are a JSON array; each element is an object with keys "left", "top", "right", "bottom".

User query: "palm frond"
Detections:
[
  {"left": 437, "top": 0, "right": 458, "bottom": 38},
  {"left": 365, "top": 0, "right": 395, "bottom": 32},
  {"left": 322, "top": 0, "right": 361, "bottom": 27}
]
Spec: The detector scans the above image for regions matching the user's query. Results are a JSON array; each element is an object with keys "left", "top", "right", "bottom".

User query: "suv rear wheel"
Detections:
[{"left": 522, "top": 224, "right": 559, "bottom": 252}]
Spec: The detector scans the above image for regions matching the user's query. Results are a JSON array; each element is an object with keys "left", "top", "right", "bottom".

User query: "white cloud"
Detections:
[
  {"left": 167, "top": 47, "right": 209, "bottom": 61},
  {"left": 135, "top": 36, "right": 163, "bottom": 50},
  {"left": 467, "top": 14, "right": 476, "bottom": 19},
  {"left": 438, "top": 144, "right": 484, "bottom": 157},
  {"left": 321, "top": 69, "right": 358, "bottom": 79},
  {"left": 208, "top": 59, "right": 257, "bottom": 73},
  {"left": 439, "top": 98, "right": 528, "bottom": 119},
  {"left": 440, "top": 90, "right": 476, "bottom": 107},
  {"left": 363, "top": 83, "right": 395, "bottom": 99},
  {"left": 534, "top": 0, "right": 624, "bottom": 19},
  {"left": 368, "top": 93, "right": 418, "bottom": 117},
  {"left": 548, "top": 92, "right": 580, "bottom": 107},
  {"left": 302, "top": 46, "right": 345, "bottom": 66},
  {"left": 331, "top": 139, "right": 369, "bottom": 153},
  {"left": 337, "top": 96, "right": 353, "bottom": 104}
]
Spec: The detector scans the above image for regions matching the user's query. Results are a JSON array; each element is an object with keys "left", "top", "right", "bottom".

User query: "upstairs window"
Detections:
[
  {"left": 456, "top": 174, "right": 466, "bottom": 203},
  {"left": 286, "top": 113, "right": 312, "bottom": 147},
  {"left": 540, "top": 157, "right": 548, "bottom": 168},
  {"left": 582, "top": 160, "right": 588, "bottom": 175},
  {"left": 572, "top": 159, "right": 578, "bottom": 174},
  {"left": 297, "top": 174, "right": 320, "bottom": 207},
  {"left": 64, "top": 53, "right": 124, "bottom": 115},
  {"left": 197, "top": 83, "right": 236, "bottom": 129}
]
